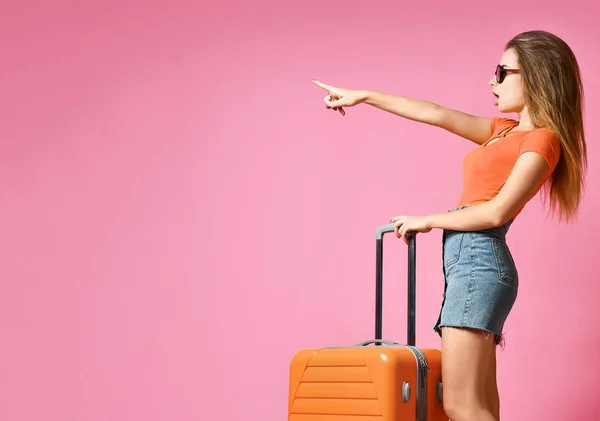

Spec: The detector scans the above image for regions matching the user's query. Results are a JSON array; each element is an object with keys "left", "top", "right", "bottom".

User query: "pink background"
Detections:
[{"left": 1, "top": 1, "right": 599, "bottom": 420}]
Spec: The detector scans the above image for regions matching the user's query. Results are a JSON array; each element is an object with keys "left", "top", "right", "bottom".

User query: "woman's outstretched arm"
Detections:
[{"left": 312, "top": 80, "right": 494, "bottom": 145}]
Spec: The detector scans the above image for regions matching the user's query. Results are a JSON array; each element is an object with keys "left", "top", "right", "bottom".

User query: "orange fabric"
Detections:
[{"left": 456, "top": 117, "right": 561, "bottom": 219}]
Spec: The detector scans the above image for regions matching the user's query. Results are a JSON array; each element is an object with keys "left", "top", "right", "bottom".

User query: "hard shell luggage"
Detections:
[{"left": 288, "top": 224, "right": 447, "bottom": 421}]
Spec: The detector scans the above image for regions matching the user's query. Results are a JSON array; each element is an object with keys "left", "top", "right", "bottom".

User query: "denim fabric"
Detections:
[{"left": 433, "top": 205, "right": 518, "bottom": 345}]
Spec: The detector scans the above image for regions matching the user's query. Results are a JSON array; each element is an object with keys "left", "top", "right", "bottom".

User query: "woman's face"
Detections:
[{"left": 490, "top": 48, "right": 527, "bottom": 114}]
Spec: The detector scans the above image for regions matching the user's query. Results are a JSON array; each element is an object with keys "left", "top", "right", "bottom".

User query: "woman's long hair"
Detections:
[{"left": 506, "top": 30, "right": 587, "bottom": 223}]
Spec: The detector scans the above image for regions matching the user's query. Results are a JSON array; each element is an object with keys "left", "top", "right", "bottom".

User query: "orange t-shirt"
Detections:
[{"left": 456, "top": 117, "right": 561, "bottom": 219}]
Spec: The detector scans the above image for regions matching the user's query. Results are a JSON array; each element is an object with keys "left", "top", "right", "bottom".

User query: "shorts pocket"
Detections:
[
  {"left": 443, "top": 232, "right": 465, "bottom": 270},
  {"left": 491, "top": 237, "right": 519, "bottom": 289}
]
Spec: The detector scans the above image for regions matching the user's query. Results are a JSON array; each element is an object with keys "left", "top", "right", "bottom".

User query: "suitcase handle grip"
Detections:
[
  {"left": 355, "top": 339, "right": 402, "bottom": 347},
  {"left": 374, "top": 224, "right": 417, "bottom": 346}
]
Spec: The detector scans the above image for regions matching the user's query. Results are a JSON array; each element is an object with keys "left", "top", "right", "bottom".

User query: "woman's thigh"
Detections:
[{"left": 441, "top": 326, "right": 497, "bottom": 404}]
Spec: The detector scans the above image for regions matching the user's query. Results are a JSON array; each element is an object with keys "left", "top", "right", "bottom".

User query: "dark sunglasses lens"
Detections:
[{"left": 495, "top": 65, "right": 505, "bottom": 83}]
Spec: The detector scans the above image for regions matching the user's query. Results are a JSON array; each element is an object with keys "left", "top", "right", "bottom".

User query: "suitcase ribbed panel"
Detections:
[
  {"left": 296, "top": 382, "right": 378, "bottom": 399},
  {"left": 306, "top": 350, "right": 371, "bottom": 367},
  {"left": 290, "top": 363, "right": 381, "bottom": 419},
  {"left": 289, "top": 348, "right": 419, "bottom": 421},
  {"left": 301, "top": 366, "right": 372, "bottom": 383},
  {"left": 292, "top": 397, "right": 381, "bottom": 416}
]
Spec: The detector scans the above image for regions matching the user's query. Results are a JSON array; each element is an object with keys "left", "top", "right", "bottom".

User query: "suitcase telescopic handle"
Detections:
[{"left": 374, "top": 223, "right": 416, "bottom": 347}]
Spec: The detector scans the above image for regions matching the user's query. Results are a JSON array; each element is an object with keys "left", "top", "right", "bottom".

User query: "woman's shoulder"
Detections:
[
  {"left": 492, "top": 116, "right": 519, "bottom": 125},
  {"left": 517, "top": 127, "right": 561, "bottom": 170},
  {"left": 491, "top": 117, "right": 519, "bottom": 133},
  {"left": 523, "top": 126, "right": 560, "bottom": 143}
]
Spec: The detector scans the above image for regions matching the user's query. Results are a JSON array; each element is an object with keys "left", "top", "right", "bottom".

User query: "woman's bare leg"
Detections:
[
  {"left": 441, "top": 327, "right": 499, "bottom": 421},
  {"left": 485, "top": 348, "right": 500, "bottom": 420}
]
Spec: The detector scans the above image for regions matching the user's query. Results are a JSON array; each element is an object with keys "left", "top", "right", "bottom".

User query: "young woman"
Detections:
[{"left": 312, "top": 30, "right": 587, "bottom": 421}]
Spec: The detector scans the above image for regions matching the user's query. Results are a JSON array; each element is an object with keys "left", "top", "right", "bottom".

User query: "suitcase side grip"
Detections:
[{"left": 355, "top": 339, "right": 402, "bottom": 347}]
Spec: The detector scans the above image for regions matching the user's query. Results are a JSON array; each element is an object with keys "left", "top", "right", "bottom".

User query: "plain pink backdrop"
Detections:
[{"left": 1, "top": 1, "right": 599, "bottom": 420}]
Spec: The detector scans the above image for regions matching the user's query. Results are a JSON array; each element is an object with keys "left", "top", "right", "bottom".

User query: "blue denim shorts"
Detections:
[{"left": 433, "top": 206, "right": 518, "bottom": 346}]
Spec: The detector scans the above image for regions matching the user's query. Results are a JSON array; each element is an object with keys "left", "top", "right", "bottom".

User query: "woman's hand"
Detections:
[
  {"left": 312, "top": 80, "right": 368, "bottom": 116},
  {"left": 390, "top": 215, "right": 433, "bottom": 244}
]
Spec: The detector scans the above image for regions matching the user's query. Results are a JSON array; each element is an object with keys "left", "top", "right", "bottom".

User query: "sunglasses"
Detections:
[{"left": 495, "top": 64, "right": 520, "bottom": 84}]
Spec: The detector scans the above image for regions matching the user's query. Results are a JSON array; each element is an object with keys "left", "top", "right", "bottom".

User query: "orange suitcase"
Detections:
[{"left": 288, "top": 224, "right": 448, "bottom": 421}]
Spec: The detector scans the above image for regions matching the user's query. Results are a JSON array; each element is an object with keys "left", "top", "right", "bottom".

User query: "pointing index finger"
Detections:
[{"left": 312, "top": 80, "right": 331, "bottom": 91}]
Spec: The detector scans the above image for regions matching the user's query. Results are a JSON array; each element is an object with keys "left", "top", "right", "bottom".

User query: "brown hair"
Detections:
[{"left": 506, "top": 30, "right": 587, "bottom": 223}]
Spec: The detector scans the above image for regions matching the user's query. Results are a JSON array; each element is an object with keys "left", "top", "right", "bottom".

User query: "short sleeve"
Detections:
[
  {"left": 492, "top": 117, "right": 519, "bottom": 136},
  {"left": 518, "top": 129, "right": 561, "bottom": 172}
]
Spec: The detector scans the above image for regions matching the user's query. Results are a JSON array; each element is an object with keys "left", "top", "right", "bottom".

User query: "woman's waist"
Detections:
[
  {"left": 443, "top": 226, "right": 508, "bottom": 241},
  {"left": 443, "top": 205, "right": 511, "bottom": 241}
]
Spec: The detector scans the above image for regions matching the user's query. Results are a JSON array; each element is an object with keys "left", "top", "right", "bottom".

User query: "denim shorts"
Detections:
[{"left": 433, "top": 205, "right": 518, "bottom": 346}]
